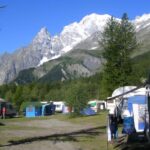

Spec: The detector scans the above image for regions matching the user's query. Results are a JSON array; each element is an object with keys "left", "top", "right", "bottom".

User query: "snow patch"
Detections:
[
  {"left": 134, "top": 14, "right": 150, "bottom": 23},
  {"left": 61, "top": 46, "right": 73, "bottom": 53},
  {"left": 50, "top": 54, "right": 61, "bottom": 60},
  {"left": 38, "top": 54, "right": 61, "bottom": 66},
  {"left": 91, "top": 46, "right": 98, "bottom": 50},
  {"left": 38, "top": 57, "right": 50, "bottom": 66},
  {"left": 142, "top": 22, "right": 150, "bottom": 29}
]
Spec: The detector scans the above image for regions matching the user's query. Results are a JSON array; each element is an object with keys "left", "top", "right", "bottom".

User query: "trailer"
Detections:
[
  {"left": 88, "top": 100, "right": 106, "bottom": 113},
  {"left": 53, "top": 101, "right": 65, "bottom": 112}
]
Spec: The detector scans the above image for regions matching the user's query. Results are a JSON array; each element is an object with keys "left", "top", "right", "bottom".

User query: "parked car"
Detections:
[{"left": 0, "top": 99, "right": 16, "bottom": 118}]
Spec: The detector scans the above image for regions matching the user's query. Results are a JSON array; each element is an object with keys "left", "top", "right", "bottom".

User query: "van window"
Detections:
[{"left": 107, "top": 100, "right": 114, "bottom": 103}]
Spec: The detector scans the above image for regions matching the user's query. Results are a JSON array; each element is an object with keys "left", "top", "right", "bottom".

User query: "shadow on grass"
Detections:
[
  {"left": 0, "top": 122, "right": 5, "bottom": 126},
  {"left": 119, "top": 142, "right": 150, "bottom": 150},
  {"left": 0, "top": 126, "right": 106, "bottom": 147}
]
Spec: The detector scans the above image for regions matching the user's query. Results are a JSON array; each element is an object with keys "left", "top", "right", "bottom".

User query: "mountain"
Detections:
[
  {"left": 1, "top": 13, "right": 150, "bottom": 85},
  {"left": 133, "top": 14, "right": 150, "bottom": 56},
  {"left": 14, "top": 49, "right": 103, "bottom": 84},
  {"left": 0, "top": 27, "right": 52, "bottom": 84}
]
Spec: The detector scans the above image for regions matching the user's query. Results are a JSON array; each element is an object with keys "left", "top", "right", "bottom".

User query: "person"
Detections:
[
  {"left": 110, "top": 114, "right": 118, "bottom": 140},
  {"left": 2, "top": 107, "right": 6, "bottom": 119}
]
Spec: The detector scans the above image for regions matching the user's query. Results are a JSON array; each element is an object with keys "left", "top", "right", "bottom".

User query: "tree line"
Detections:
[{"left": 0, "top": 74, "right": 101, "bottom": 113}]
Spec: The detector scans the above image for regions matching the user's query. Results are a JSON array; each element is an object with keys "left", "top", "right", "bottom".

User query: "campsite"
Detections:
[
  {"left": 1, "top": 109, "right": 150, "bottom": 150},
  {"left": 0, "top": 112, "right": 108, "bottom": 150},
  {"left": 1, "top": 90, "right": 150, "bottom": 150},
  {"left": 1, "top": 85, "right": 150, "bottom": 150},
  {"left": 1, "top": 1, "right": 150, "bottom": 150}
]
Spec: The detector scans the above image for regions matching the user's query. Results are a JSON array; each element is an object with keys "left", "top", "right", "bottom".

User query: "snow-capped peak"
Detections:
[
  {"left": 57, "top": 13, "right": 111, "bottom": 52},
  {"left": 32, "top": 27, "right": 51, "bottom": 44},
  {"left": 34, "top": 13, "right": 150, "bottom": 67},
  {"left": 1, "top": 13, "right": 150, "bottom": 85},
  {"left": 134, "top": 13, "right": 150, "bottom": 23},
  {"left": 133, "top": 13, "right": 150, "bottom": 31},
  {"left": 80, "top": 13, "right": 110, "bottom": 25},
  {"left": 79, "top": 13, "right": 111, "bottom": 35}
]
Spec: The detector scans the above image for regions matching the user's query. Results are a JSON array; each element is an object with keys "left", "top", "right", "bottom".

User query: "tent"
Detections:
[
  {"left": 41, "top": 103, "right": 55, "bottom": 116},
  {"left": 23, "top": 102, "right": 42, "bottom": 117},
  {"left": 26, "top": 105, "right": 42, "bottom": 117},
  {"left": 80, "top": 107, "right": 96, "bottom": 116}
]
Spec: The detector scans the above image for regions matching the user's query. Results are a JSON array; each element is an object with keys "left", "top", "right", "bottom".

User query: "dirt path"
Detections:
[{"left": 2, "top": 119, "right": 84, "bottom": 138}]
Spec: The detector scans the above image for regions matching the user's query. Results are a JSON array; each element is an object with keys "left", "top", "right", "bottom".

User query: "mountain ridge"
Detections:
[{"left": 1, "top": 13, "right": 150, "bottom": 85}]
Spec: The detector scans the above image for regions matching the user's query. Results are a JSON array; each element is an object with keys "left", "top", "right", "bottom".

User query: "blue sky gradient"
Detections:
[{"left": 0, "top": 0, "right": 150, "bottom": 54}]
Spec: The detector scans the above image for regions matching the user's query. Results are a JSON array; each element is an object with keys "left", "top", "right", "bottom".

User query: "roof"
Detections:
[
  {"left": 112, "top": 86, "right": 137, "bottom": 97},
  {"left": 111, "top": 86, "right": 146, "bottom": 98}
]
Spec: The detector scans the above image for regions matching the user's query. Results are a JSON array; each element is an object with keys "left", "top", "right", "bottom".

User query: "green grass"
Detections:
[
  {"left": 66, "top": 112, "right": 107, "bottom": 126},
  {"left": 0, "top": 111, "right": 116, "bottom": 150}
]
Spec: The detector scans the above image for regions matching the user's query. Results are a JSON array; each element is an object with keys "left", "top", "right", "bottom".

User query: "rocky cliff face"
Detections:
[
  {"left": 0, "top": 27, "right": 53, "bottom": 84},
  {"left": 0, "top": 13, "right": 150, "bottom": 84}
]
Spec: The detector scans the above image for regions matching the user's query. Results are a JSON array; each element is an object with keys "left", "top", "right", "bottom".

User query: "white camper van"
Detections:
[
  {"left": 88, "top": 100, "right": 106, "bottom": 113},
  {"left": 53, "top": 101, "right": 65, "bottom": 112}
]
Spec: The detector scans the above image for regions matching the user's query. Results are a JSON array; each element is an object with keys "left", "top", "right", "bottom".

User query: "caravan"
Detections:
[
  {"left": 53, "top": 101, "right": 65, "bottom": 112},
  {"left": 88, "top": 100, "right": 106, "bottom": 113}
]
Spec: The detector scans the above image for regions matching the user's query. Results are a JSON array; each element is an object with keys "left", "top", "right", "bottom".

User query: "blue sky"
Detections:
[{"left": 0, "top": 0, "right": 150, "bottom": 54}]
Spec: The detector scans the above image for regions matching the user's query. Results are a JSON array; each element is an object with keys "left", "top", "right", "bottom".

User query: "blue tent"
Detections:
[
  {"left": 25, "top": 102, "right": 55, "bottom": 117},
  {"left": 26, "top": 105, "right": 42, "bottom": 117},
  {"left": 24, "top": 102, "right": 42, "bottom": 117},
  {"left": 80, "top": 107, "right": 96, "bottom": 116}
]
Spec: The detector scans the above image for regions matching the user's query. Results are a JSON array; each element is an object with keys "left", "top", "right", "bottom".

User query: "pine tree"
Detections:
[{"left": 101, "top": 13, "right": 138, "bottom": 96}]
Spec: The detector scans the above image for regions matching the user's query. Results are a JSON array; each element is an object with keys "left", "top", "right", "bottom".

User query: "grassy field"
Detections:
[
  {"left": 0, "top": 111, "right": 115, "bottom": 150},
  {"left": 1, "top": 105, "right": 149, "bottom": 149}
]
